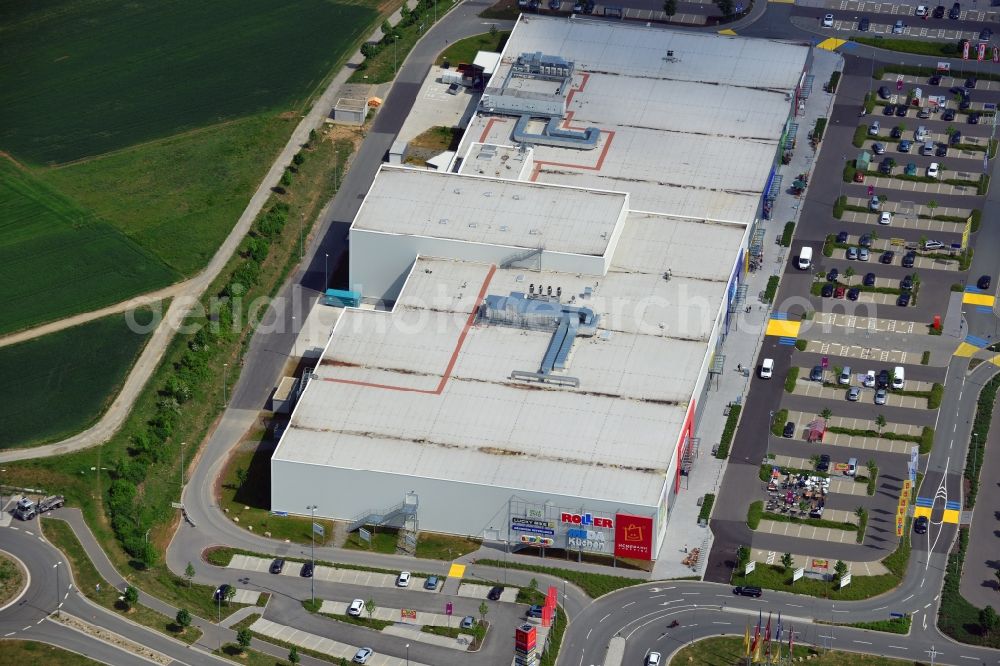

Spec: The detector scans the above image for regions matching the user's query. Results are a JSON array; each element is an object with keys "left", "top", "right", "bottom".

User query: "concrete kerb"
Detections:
[{"left": 0, "top": 549, "right": 30, "bottom": 613}]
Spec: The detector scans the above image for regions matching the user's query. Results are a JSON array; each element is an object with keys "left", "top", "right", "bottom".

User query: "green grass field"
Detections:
[
  {"left": 0, "top": 642, "right": 105, "bottom": 666},
  {"left": 0, "top": 158, "right": 178, "bottom": 334},
  {"left": 0, "top": 0, "right": 377, "bottom": 165},
  {"left": 38, "top": 113, "right": 298, "bottom": 276},
  {"left": 0, "top": 310, "right": 155, "bottom": 449}
]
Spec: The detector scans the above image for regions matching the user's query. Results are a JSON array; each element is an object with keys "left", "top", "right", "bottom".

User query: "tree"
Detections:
[
  {"left": 663, "top": 0, "right": 677, "bottom": 16},
  {"left": 715, "top": 0, "right": 735, "bottom": 16},
  {"left": 225, "top": 585, "right": 236, "bottom": 606},
  {"left": 289, "top": 646, "right": 301, "bottom": 664},
  {"left": 981, "top": 605, "right": 999, "bottom": 636},
  {"left": 834, "top": 560, "right": 849, "bottom": 579},
  {"left": 780, "top": 552, "right": 794, "bottom": 573},
  {"left": 381, "top": 19, "right": 392, "bottom": 36},
  {"left": 994, "top": 567, "right": 1000, "bottom": 592},
  {"left": 866, "top": 459, "right": 878, "bottom": 479},
  {"left": 875, "top": 414, "right": 887, "bottom": 434},
  {"left": 236, "top": 627, "right": 252, "bottom": 652},
  {"left": 175, "top": 608, "right": 191, "bottom": 630},
  {"left": 365, "top": 597, "right": 376, "bottom": 620},
  {"left": 235, "top": 467, "right": 248, "bottom": 489},
  {"left": 528, "top": 578, "right": 539, "bottom": 594},
  {"left": 490, "top": 23, "right": 498, "bottom": 36},
  {"left": 821, "top": 407, "right": 833, "bottom": 420},
  {"left": 479, "top": 600, "right": 489, "bottom": 624},
  {"left": 736, "top": 545, "right": 750, "bottom": 567},
  {"left": 844, "top": 266, "right": 855, "bottom": 280},
  {"left": 184, "top": 562, "right": 196, "bottom": 587},
  {"left": 123, "top": 585, "right": 139, "bottom": 609}
]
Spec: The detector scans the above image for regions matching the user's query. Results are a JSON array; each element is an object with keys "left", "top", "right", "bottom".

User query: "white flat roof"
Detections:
[
  {"left": 460, "top": 16, "right": 809, "bottom": 222},
  {"left": 352, "top": 166, "right": 627, "bottom": 256},
  {"left": 276, "top": 213, "right": 746, "bottom": 506}
]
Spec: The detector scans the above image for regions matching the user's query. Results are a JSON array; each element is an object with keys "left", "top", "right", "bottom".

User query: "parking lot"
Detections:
[
  {"left": 230, "top": 554, "right": 444, "bottom": 593},
  {"left": 803, "top": 339, "right": 923, "bottom": 364},
  {"left": 838, "top": 211, "right": 965, "bottom": 233}
]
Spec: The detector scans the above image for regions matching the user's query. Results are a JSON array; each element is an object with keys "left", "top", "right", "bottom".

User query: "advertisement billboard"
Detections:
[
  {"left": 510, "top": 516, "right": 555, "bottom": 536},
  {"left": 614, "top": 513, "right": 654, "bottom": 560}
]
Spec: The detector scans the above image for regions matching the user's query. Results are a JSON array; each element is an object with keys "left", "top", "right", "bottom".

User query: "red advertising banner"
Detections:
[
  {"left": 963, "top": 40, "right": 970, "bottom": 60},
  {"left": 515, "top": 624, "right": 537, "bottom": 651},
  {"left": 614, "top": 513, "right": 654, "bottom": 560},
  {"left": 979, "top": 43, "right": 987, "bottom": 61},
  {"left": 542, "top": 605, "right": 553, "bottom": 627},
  {"left": 401, "top": 609, "right": 417, "bottom": 620}
]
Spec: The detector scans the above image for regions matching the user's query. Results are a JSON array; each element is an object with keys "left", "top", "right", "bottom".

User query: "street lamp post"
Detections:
[
  {"left": 406, "top": 643, "right": 410, "bottom": 665},
  {"left": 1, "top": 468, "right": 6, "bottom": 513},
  {"left": 54, "top": 561, "right": 62, "bottom": 618},
  {"left": 222, "top": 363, "right": 229, "bottom": 407},
  {"left": 394, "top": 35, "right": 399, "bottom": 75},
  {"left": 325, "top": 253, "right": 329, "bottom": 290},
  {"left": 307, "top": 504, "right": 318, "bottom": 603}
]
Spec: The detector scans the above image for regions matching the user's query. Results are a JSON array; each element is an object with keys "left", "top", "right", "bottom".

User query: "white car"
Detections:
[
  {"left": 348, "top": 599, "right": 364, "bottom": 616},
  {"left": 916, "top": 4, "right": 928, "bottom": 16},
  {"left": 353, "top": 647, "right": 373, "bottom": 664},
  {"left": 927, "top": 162, "right": 940, "bottom": 178},
  {"left": 879, "top": 211, "right": 892, "bottom": 225},
  {"left": 396, "top": 571, "right": 411, "bottom": 587},
  {"left": 822, "top": 13, "right": 834, "bottom": 26},
  {"left": 760, "top": 358, "right": 774, "bottom": 379},
  {"left": 924, "top": 239, "right": 944, "bottom": 250},
  {"left": 863, "top": 370, "right": 876, "bottom": 388},
  {"left": 645, "top": 652, "right": 662, "bottom": 666}
]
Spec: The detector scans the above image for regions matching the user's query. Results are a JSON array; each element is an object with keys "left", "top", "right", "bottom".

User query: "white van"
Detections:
[
  {"left": 846, "top": 457, "right": 858, "bottom": 476},
  {"left": 892, "top": 366, "right": 905, "bottom": 389},
  {"left": 760, "top": 358, "right": 774, "bottom": 379},
  {"left": 798, "top": 246, "right": 813, "bottom": 270}
]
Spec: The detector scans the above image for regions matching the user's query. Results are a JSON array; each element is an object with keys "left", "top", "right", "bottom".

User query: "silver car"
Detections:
[
  {"left": 875, "top": 388, "right": 888, "bottom": 405},
  {"left": 847, "top": 247, "right": 858, "bottom": 260},
  {"left": 859, "top": 247, "right": 870, "bottom": 261},
  {"left": 847, "top": 387, "right": 861, "bottom": 401}
]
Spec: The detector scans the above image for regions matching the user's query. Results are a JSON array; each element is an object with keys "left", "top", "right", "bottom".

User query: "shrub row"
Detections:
[
  {"left": 714, "top": 405, "right": 742, "bottom": 459},
  {"left": 698, "top": 494, "right": 715, "bottom": 523},
  {"left": 770, "top": 408, "right": 788, "bottom": 437},
  {"left": 762, "top": 275, "right": 780, "bottom": 304},
  {"left": 780, "top": 221, "right": 795, "bottom": 247},
  {"left": 965, "top": 374, "right": 1000, "bottom": 508},
  {"left": 783, "top": 366, "right": 798, "bottom": 393}
]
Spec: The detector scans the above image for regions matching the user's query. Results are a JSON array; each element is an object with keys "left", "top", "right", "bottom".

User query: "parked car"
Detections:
[
  {"left": 978, "top": 275, "right": 992, "bottom": 290},
  {"left": 645, "top": 653, "right": 662, "bottom": 666},
  {"left": 396, "top": 571, "right": 411, "bottom": 587},
  {"left": 461, "top": 615, "right": 476, "bottom": 629},
  {"left": 864, "top": 370, "right": 877, "bottom": 387},
  {"left": 879, "top": 157, "right": 894, "bottom": 174},
  {"left": 348, "top": 599, "right": 365, "bottom": 616},
  {"left": 549, "top": 0, "right": 561, "bottom": 9},
  {"left": 925, "top": 239, "right": 945, "bottom": 250},
  {"left": 969, "top": 112, "right": 981, "bottom": 124},
  {"left": 980, "top": 27, "right": 993, "bottom": 41},
  {"left": 817, "top": 454, "right": 831, "bottom": 472},
  {"left": 881, "top": 251, "right": 895, "bottom": 264},
  {"left": 933, "top": 4, "right": 945, "bottom": 17},
  {"left": 839, "top": 366, "right": 852, "bottom": 385},
  {"left": 892, "top": 19, "right": 905, "bottom": 33},
  {"left": 847, "top": 387, "right": 861, "bottom": 401},
  {"left": 869, "top": 121, "right": 881, "bottom": 135},
  {"left": 875, "top": 388, "right": 888, "bottom": 405},
  {"left": 959, "top": 98, "right": 971, "bottom": 111},
  {"left": 918, "top": 107, "right": 931, "bottom": 119},
  {"left": 904, "top": 162, "right": 917, "bottom": 176},
  {"left": 864, "top": 272, "right": 876, "bottom": 287},
  {"left": 811, "top": 366, "right": 824, "bottom": 382},
  {"left": 834, "top": 285, "right": 846, "bottom": 298},
  {"left": 734, "top": 586, "right": 763, "bottom": 598},
  {"left": 270, "top": 559, "right": 285, "bottom": 574},
  {"left": 966, "top": 76, "right": 977, "bottom": 88},
  {"left": 424, "top": 575, "right": 440, "bottom": 590},
  {"left": 928, "top": 162, "right": 940, "bottom": 178},
  {"left": 949, "top": 2, "right": 961, "bottom": 19},
  {"left": 836, "top": 231, "right": 850, "bottom": 243},
  {"left": 847, "top": 287, "right": 860, "bottom": 301},
  {"left": 901, "top": 274, "right": 915, "bottom": 291},
  {"left": 527, "top": 604, "right": 544, "bottom": 618},
  {"left": 353, "top": 647, "right": 373, "bottom": 664},
  {"left": 301, "top": 562, "right": 314, "bottom": 578},
  {"left": 882, "top": 104, "right": 896, "bottom": 116},
  {"left": 860, "top": 233, "right": 873, "bottom": 248},
  {"left": 879, "top": 211, "right": 893, "bottom": 225},
  {"left": 822, "top": 13, "right": 834, "bottom": 26},
  {"left": 878, "top": 86, "right": 890, "bottom": 99},
  {"left": 783, "top": 421, "right": 796, "bottom": 438},
  {"left": 902, "top": 251, "right": 916, "bottom": 268},
  {"left": 859, "top": 17, "right": 870, "bottom": 30},
  {"left": 899, "top": 139, "right": 912, "bottom": 152},
  {"left": 936, "top": 143, "right": 948, "bottom": 157},
  {"left": 897, "top": 292, "right": 911, "bottom": 307},
  {"left": 942, "top": 108, "right": 956, "bottom": 121},
  {"left": 914, "top": 516, "right": 929, "bottom": 534},
  {"left": 859, "top": 247, "right": 870, "bottom": 261},
  {"left": 214, "top": 584, "right": 233, "bottom": 601},
  {"left": 847, "top": 246, "right": 858, "bottom": 260},
  {"left": 446, "top": 83, "right": 461, "bottom": 95},
  {"left": 827, "top": 268, "right": 839, "bottom": 282},
  {"left": 890, "top": 126, "right": 904, "bottom": 139},
  {"left": 488, "top": 585, "right": 504, "bottom": 600},
  {"left": 896, "top": 104, "right": 908, "bottom": 117},
  {"left": 821, "top": 283, "right": 835, "bottom": 298},
  {"left": 868, "top": 196, "right": 881, "bottom": 211},
  {"left": 872, "top": 141, "right": 886, "bottom": 154}
]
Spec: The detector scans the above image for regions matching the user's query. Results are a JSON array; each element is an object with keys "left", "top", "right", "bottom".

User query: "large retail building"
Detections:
[{"left": 271, "top": 15, "right": 810, "bottom": 562}]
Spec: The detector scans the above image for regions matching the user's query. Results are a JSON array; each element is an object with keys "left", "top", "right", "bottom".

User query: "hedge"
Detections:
[
  {"left": 827, "top": 72, "right": 841, "bottom": 94},
  {"left": 856, "top": 508, "right": 868, "bottom": 543},
  {"left": 852, "top": 125, "right": 868, "bottom": 148},
  {"left": 921, "top": 351, "right": 931, "bottom": 365},
  {"left": 781, "top": 221, "right": 795, "bottom": 247},
  {"left": 833, "top": 196, "right": 847, "bottom": 219},
  {"left": 795, "top": 340, "right": 807, "bottom": 351},
  {"left": 826, "top": 426, "right": 922, "bottom": 444},
  {"left": 762, "top": 509, "right": 857, "bottom": 532},
  {"left": 920, "top": 426, "right": 935, "bottom": 455},
  {"left": 698, "top": 494, "right": 715, "bottom": 523},
  {"left": 928, "top": 383, "right": 943, "bottom": 409},
  {"left": 714, "top": 405, "right": 742, "bottom": 460},
  {"left": 965, "top": 374, "right": 1000, "bottom": 508},
  {"left": 784, "top": 367, "right": 798, "bottom": 393},
  {"left": 747, "top": 500, "right": 764, "bottom": 529},
  {"left": 814, "top": 117, "right": 828, "bottom": 142},
  {"left": 762, "top": 275, "right": 780, "bottom": 304},
  {"left": 844, "top": 616, "right": 910, "bottom": 634},
  {"left": 770, "top": 408, "right": 788, "bottom": 437}
]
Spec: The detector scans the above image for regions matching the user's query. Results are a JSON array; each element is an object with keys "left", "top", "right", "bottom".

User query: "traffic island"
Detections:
[{"left": 0, "top": 550, "right": 27, "bottom": 611}]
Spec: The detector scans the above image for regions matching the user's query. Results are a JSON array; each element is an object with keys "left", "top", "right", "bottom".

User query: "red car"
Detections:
[{"left": 834, "top": 286, "right": 846, "bottom": 298}]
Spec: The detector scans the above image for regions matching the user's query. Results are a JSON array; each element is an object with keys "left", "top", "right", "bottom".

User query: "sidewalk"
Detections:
[{"left": 651, "top": 48, "right": 845, "bottom": 580}]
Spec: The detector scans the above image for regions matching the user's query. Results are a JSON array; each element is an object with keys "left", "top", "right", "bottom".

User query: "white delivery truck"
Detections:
[{"left": 798, "top": 246, "right": 813, "bottom": 270}]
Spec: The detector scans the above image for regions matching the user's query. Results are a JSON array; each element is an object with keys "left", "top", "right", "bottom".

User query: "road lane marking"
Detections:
[
  {"left": 902, "top": 594, "right": 914, "bottom": 602},
  {"left": 854, "top": 640, "right": 872, "bottom": 645},
  {"left": 712, "top": 621, "right": 730, "bottom": 625},
  {"left": 960, "top": 656, "right": 978, "bottom": 660},
  {"left": 22, "top": 626, "right": 30, "bottom": 631},
  {"left": 833, "top": 609, "right": 849, "bottom": 613},
  {"left": 586, "top": 628, "right": 592, "bottom": 640},
  {"left": 599, "top": 613, "right": 611, "bottom": 623},
  {"left": 873, "top": 606, "right": 887, "bottom": 611},
  {"left": 681, "top": 592, "right": 699, "bottom": 595},
  {"left": 925, "top": 603, "right": 932, "bottom": 608},
  {"left": 787, "top": 604, "right": 803, "bottom": 608},
  {"left": 888, "top": 645, "right": 907, "bottom": 649},
  {"left": 623, "top": 602, "right": 634, "bottom": 608},
  {"left": 3, "top": 632, "right": 14, "bottom": 637},
  {"left": 25, "top": 530, "right": 33, "bottom": 536}
]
